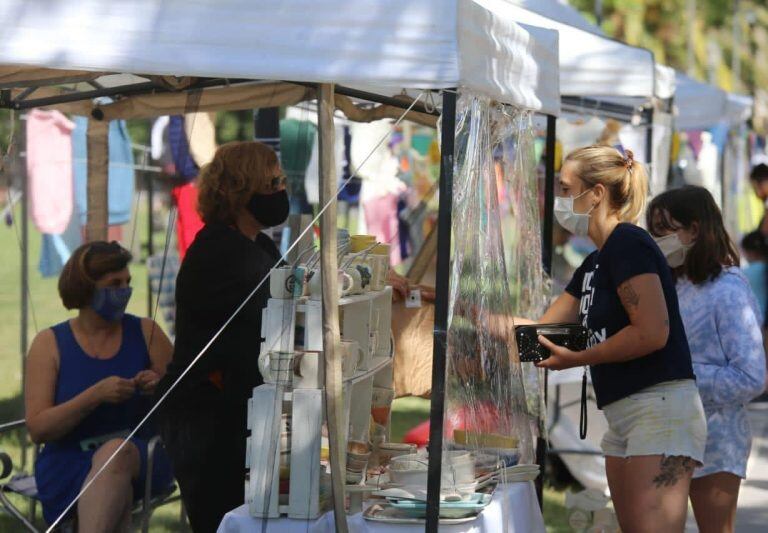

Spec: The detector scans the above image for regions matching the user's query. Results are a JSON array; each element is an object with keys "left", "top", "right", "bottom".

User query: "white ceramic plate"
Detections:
[{"left": 363, "top": 503, "right": 478, "bottom": 524}]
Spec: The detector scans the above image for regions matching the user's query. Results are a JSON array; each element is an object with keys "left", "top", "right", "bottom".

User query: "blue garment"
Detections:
[
  {"left": 744, "top": 262, "right": 767, "bottom": 320},
  {"left": 677, "top": 268, "right": 767, "bottom": 478},
  {"left": 168, "top": 116, "right": 198, "bottom": 181},
  {"left": 38, "top": 209, "right": 82, "bottom": 278},
  {"left": 565, "top": 223, "right": 695, "bottom": 408},
  {"left": 72, "top": 117, "right": 136, "bottom": 226},
  {"left": 34, "top": 315, "right": 173, "bottom": 524}
]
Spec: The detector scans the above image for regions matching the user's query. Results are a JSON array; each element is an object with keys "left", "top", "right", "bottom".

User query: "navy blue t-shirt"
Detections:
[{"left": 564, "top": 223, "right": 694, "bottom": 408}]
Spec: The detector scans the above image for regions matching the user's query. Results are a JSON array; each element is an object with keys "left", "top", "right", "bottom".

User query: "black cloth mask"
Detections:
[{"left": 246, "top": 189, "right": 289, "bottom": 227}]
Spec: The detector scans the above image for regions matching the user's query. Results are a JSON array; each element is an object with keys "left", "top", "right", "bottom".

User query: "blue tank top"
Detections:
[{"left": 45, "top": 314, "right": 151, "bottom": 447}]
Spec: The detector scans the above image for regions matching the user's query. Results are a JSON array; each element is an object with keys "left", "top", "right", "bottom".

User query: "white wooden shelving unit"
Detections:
[{"left": 246, "top": 287, "right": 394, "bottom": 519}]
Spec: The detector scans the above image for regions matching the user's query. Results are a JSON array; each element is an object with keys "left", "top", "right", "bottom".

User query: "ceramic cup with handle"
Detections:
[
  {"left": 270, "top": 266, "right": 296, "bottom": 299},
  {"left": 308, "top": 269, "right": 353, "bottom": 300},
  {"left": 343, "top": 266, "right": 364, "bottom": 295},
  {"left": 258, "top": 351, "right": 297, "bottom": 385}
]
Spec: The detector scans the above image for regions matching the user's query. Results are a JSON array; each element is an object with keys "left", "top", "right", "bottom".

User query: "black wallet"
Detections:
[{"left": 515, "top": 323, "right": 589, "bottom": 362}]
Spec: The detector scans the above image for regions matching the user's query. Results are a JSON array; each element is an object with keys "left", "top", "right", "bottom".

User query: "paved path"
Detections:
[{"left": 686, "top": 402, "right": 768, "bottom": 532}]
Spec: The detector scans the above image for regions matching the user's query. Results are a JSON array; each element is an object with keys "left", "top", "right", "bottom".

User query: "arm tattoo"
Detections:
[
  {"left": 652, "top": 456, "right": 696, "bottom": 488},
  {"left": 617, "top": 282, "right": 641, "bottom": 311}
]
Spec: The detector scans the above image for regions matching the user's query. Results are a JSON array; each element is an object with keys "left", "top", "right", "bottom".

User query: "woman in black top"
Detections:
[
  {"left": 155, "top": 141, "right": 288, "bottom": 532},
  {"left": 525, "top": 146, "right": 705, "bottom": 532}
]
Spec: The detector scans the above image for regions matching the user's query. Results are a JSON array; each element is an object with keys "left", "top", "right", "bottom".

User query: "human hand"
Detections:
[
  {"left": 134, "top": 370, "right": 161, "bottom": 395},
  {"left": 534, "top": 335, "right": 585, "bottom": 371},
  {"left": 95, "top": 376, "right": 136, "bottom": 403},
  {"left": 417, "top": 285, "right": 436, "bottom": 302},
  {"left": 388, "top": 271, "right": 410, "bottom": 302}
]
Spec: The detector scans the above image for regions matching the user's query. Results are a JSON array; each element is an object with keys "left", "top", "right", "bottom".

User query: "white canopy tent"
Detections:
[
  {"left": 0, "top": 0, "right": 560, "bottom": 115},
  {"left": 674, "top": 73, "right": 730, "bottom": 131},
  {"left": 0, "top": 2, "right": 564, "bottom": 529},
  {"left": 509, "top": 1, "right": 658, "bottom": 99},
  {"left": 675, "top": 73, "right": 753, "bottom": 130}
]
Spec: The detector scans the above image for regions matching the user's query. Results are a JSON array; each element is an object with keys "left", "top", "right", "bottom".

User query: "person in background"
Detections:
[
  {"left": 505, "top": 146, "right": 704, "bottom": 532},
  {"left": 155, "top": 141, "right": 286, "bottom": 532},
  {"left": 749, "top": 163, "right": 768, "bottom": 236},
  {"left": 25, "top": 241, "right": 174, "bottom": 531},
  {"left": 741, "top": 230, "right": 768, "bottom": 318},
  {"left": 648, "top": 186, "right": 766, "bottom": 533}
]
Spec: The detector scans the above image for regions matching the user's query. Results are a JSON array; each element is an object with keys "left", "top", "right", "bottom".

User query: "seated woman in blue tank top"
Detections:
[{"left": 24, "top": 241, "right": 174, "bottom": 531}]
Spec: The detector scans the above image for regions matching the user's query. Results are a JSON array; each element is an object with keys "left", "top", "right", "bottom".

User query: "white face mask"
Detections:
[
  {"left": 654, "top": 233, "right": 693, "bottom": 268},
  {"left": 554, "top": 188, "right": 595, "bottom": 237}
]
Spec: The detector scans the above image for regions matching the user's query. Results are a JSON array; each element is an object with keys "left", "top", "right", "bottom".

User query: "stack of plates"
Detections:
[
  {"left": 384, "top": 493, "right": 492, "bottom": 519},
  {"left": 497, "top": 463, "right": 540, "bottom": 483}
]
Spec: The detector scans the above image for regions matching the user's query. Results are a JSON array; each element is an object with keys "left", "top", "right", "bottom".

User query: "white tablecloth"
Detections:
[{"left": 218, "top": 482, "right": 545, "bottom": 532}]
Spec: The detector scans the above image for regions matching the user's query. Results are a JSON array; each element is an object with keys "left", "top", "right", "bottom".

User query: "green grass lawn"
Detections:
[{"left": 0, "top": 204, "right": 570, "bottom": 531}]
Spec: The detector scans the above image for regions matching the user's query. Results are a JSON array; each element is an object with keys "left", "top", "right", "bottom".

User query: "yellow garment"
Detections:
[
  {"left": 184, "top": 111, "right": 217, "bottom": 167},
  {"left": 670, "top": 131, "right": 681, "bottom": 162}
]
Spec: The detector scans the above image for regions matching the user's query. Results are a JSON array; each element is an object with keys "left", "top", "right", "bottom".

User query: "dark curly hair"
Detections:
[{"left": 197, "top": 141, "right": 279, "bottom": 225}]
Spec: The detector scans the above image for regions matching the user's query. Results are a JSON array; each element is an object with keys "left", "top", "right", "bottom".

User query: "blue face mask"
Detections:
[{"left": 91, "top": 287, "right": 132, "bottom": 322}]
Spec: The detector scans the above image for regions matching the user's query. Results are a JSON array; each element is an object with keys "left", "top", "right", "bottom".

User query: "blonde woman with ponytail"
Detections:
[
  {"left": 155, "top": 141, "right": 289, "bottom": 532},
  {"left": 524, "top": 146, "right": 705, "bottom": 531}
]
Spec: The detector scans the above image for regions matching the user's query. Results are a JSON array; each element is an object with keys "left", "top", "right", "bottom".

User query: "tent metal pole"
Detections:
[
  {"left": 645, "top": 109, "right": 654, "bottom": 188},
  {"left": 146, "top": 173, "right": 154, "bottom": 316},
  {"left": 425, "top": 89, "right": 456, "bottom": 532},
  {"left": 542, "top": 115, "right": 556, "bottom": 277},
  {"left": 20, "top": 114, "right": 29, "bottom": 411}
]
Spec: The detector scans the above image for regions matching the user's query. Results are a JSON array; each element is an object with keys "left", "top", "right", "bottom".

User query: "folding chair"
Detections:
[{"left": 0, "top": 419, "right": 182, "bottom": 532}]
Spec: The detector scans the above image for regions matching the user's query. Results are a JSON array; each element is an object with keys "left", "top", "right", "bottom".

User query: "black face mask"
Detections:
[{"left": 246, "top": 189, "right": 289, "bottom": 227}]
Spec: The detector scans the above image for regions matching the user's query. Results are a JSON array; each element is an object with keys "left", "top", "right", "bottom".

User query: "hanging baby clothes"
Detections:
[
  {"left": 26, "top": 109, "right": 75, "bottom": 234},
  {"left": 168, "top": 115, "right": 209, "bottom": 259},
  {"left": 352, "top": 120, "right": 406, "bottom": 265},
  {"left": 151, "top": 116, "right": 176, "bottom": 175},
  {"left": 280, "top": 118, "right": 316, "bottom": 215},
  {"left": 72, "top": 116, "right": 136, "bottom": 226},
  {"left": 556, "top": 117, "right": 606, "bottom": 158},
  {"left": 38, "top": 213, "right": 82, "bottom": 277}
]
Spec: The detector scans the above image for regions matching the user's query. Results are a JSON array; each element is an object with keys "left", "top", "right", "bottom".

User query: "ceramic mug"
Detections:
[
  {"left": 308, "top": 269, "right": 353, "bottom": 300},
  {"left": 292, "top": 350, "right": 324, "bottom": 389},
  {"left": 270, "top": 266, "right": 295, "bottom": 299},
  {"left": 344, "top": 267, "right": 364, "bottom": 295},
  {"left": 258, "top": 351, "right": 296, "bottom": 384},
  {"left": 350, "top": 234, "right": 376, "bottom": 253}
]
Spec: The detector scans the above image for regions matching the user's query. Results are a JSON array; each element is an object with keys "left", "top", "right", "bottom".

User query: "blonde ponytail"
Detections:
[{"left": 564, "top": 145, "right": 648, "bottom": 224}]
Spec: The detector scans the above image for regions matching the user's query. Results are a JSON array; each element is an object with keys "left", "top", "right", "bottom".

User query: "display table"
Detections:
[{"left": 218, "top": 482, "right": 545, "bottom": 532}]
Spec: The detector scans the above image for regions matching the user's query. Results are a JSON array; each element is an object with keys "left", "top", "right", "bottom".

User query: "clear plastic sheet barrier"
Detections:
[
  {"left": 493, "top": 106, "right": 550, "bottom": 433},
  {"left": 443, "top": 93, "right": 534, "bottom": 480}
]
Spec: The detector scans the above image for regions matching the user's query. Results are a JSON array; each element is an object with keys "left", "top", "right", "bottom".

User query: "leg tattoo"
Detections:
[{"left": 652, "top": 456, "right": 696, "bottom": 488}]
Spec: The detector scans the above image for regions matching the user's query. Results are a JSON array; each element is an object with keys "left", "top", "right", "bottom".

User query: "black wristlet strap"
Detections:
[{"left": 579, "top": 368, "right": 588, "bottom": 440}]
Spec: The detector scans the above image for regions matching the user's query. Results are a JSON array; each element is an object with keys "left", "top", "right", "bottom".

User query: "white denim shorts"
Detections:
[{"left": 601, "top": 379, "right": 707, "bottom": 462}]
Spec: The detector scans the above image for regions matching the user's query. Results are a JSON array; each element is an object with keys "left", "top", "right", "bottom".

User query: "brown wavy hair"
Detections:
[
  {"left": 647, "top": 185, "right": 739, "bottom": 284},
  {"left": 197, "top": 141, "right": 279, "bottom": 225},
  {"left": 564, "top": 145, "right": 648, "bottom": 224},
  {"left": 59, "top": 241, "right": 132, "bottom": 309}
]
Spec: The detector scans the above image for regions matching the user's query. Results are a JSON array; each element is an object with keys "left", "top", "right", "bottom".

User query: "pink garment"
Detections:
[
  {"left": 26, "top": 110, "right": 76, "bottom": 234},
  {"left": 363, "top": 192, "right": 401, "bottom": 265}
]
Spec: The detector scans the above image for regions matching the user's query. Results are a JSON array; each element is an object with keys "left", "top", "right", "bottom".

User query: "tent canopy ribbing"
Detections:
[{"left": 0, "top": 0, "right": 560, "bottom": 115}]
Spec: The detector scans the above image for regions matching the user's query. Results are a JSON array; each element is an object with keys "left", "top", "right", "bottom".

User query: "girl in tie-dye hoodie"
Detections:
[{"left": 648, "top": 185, "right": 766, "bottom": 533}]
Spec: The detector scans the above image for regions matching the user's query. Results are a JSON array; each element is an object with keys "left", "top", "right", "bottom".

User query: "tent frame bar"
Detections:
[
  {"left": 0, "top": 76, "right": 442, "bottom": 119},
  {"left": 0, "top": 77, "right": 252, "bottom": 111},
  {"left": 425, "top": 88, "right": 456, "bottom": 532},
  {"left": 561, "top": 95, "right": 653, "bottom": 125}
]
